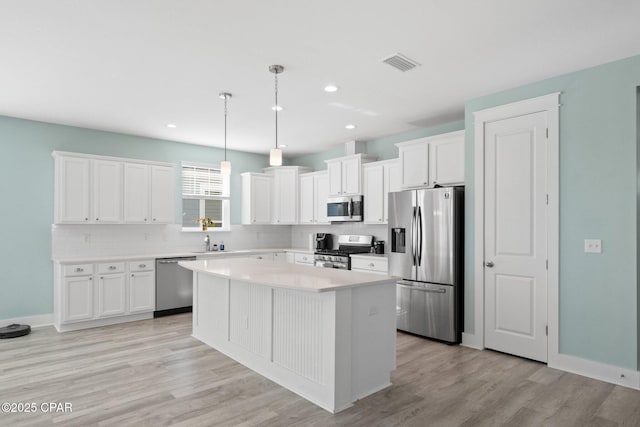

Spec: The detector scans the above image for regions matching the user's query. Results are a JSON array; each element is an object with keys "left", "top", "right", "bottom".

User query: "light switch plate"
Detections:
[{"left": 584, "top": 239, "right": 602, "bottom": 253}]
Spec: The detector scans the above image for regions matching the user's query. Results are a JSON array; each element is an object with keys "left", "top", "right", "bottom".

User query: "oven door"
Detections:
[{"left": 327, "top": 196, "right": 363, "bottom": 222}]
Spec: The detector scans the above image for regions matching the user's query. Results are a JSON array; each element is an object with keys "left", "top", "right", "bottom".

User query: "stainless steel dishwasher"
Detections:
[{"left": 154, "top": 256, "right": 196, "bottom": 317}]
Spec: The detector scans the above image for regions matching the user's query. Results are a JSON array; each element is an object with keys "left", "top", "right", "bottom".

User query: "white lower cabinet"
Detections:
[
  {"left": 129, "top": 270, "right": 155, "bottom": 313},
  {"left": 63, "top": 276, "right": 94, "bottom": 322},
  {"left": 55, "top": 259, "right": 156, "bottom": 331},
  {"left": 293, "top": 252, "right": 314, "bottom": 265},
  {"left": 350, "top": 256, "right": 389, "bottom": 275}
]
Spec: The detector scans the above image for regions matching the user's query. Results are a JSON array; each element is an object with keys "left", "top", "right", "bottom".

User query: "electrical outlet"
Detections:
[
  {"left": 584, "top": 239, "right": 602, "bottom": 253},
  {"left": 369, "top": 306, "right": 379, "bottom": 316}
]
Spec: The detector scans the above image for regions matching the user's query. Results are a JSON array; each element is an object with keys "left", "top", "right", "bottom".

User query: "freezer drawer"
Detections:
[{"left": 396, "top": 280, "right": 457, "bottom": 343}]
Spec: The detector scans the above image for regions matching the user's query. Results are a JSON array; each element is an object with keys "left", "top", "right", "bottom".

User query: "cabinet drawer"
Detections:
[
  {"left": 97, "top": 262, "right": 125, "bottom": 274},
  {"left": 350, "top": 257, "right": 388, "bottom": 273},
  {"left": 128, "top": 260, "right": 154, "bottom": 272},
  {"left": 294, "top": 253, "right": 314, "bottom": 264},
  {"left": 63, "top": 264, "right": 94, "bottom": 277}
]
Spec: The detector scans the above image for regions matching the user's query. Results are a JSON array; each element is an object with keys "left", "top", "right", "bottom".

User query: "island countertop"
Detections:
[{"left": 179, "top": 258, "right": 397, "bottom": 292}]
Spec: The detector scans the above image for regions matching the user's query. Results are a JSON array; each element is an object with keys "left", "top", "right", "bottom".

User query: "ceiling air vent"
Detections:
[{"left": 381, "top": 53, "right": 421, "bottom": 72}]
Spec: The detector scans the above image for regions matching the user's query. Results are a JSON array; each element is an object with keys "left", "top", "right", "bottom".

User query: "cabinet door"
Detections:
[
  {"left": 400, "top": 142, "right": 429, "bottom": 188},
  {"left": 273, "top": 169, "right": 297, "bottom": 224},
  {"left": 123, "top": 163, "right": 150, "bottom": 223},
  {"left": 314, "top": 172, "right": 330, "bottom": 224},
  {"left": 429, "top": 135, "right": 465, "bottom": 185},
  {"left": 327, "top": 161, "right": 342, "bottom": 195},
  {"left": 97, "top": 273, "right": 126, "bottom": 317},
  {"left": 252, "top": 175, "right": 272, "bottom": 224},
  {"left": 299, "top": 175, "right": 315, "bottom": 224},
  {"left": 57, "top": 156, "right": 91, "bottom": 223},
  {"left": 363, "top": 164, "right": 384, "bottom": 224},
  {"left": 129, "top": 271, "right": 155, "bottom": 313},
  {"left": 151, "top": 165, "right": 175, "bottom": 223},
  {"left": 63, "top": 276, "right": 93, "bottom": 322},
  {"left": 384, "top": 161, "right": 401, "bottom": 223},
  {"left": 93, "top": 160, "right": 122, "bottom": 223},
  {"left": 342, "top": 157, "right": 361, "bottom": 195}
]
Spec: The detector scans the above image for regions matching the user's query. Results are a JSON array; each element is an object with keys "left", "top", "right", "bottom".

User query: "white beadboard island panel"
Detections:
[{"left": 186, "top": 259, "right": 396, "bottom": 413}]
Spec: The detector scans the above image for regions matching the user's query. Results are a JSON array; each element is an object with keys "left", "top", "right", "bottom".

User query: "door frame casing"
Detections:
[{"left": 467, "top": 93, "right": 560, "bottom": 364}]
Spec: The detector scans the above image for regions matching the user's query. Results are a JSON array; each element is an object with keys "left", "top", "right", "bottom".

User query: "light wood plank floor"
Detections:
[{"left": 1, "top": 314, "right": 639, "bottom": 426}]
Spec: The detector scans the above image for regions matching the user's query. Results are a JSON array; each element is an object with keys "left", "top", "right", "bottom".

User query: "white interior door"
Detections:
[{"left": 484, "top": 111, "right": 548, "bottom": 362}]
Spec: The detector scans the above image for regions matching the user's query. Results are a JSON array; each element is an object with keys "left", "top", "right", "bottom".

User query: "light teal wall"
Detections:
[
  {"left": 291, "top": 121, "right": 465, "bottom": 169},
  {"left": 0, "top": 116, "right": 268, "bottom": 319},
  {"left": 465, "top": 55, "right": 640, "bottom": 369}
]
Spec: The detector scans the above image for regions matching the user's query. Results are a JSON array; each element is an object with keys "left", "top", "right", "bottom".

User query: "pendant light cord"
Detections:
[
  {"left": 274, "top": 71, "right": 278, "bottom": 150},
  {"left": 224, "top": 95, "right": 228, "bottom": 161}
]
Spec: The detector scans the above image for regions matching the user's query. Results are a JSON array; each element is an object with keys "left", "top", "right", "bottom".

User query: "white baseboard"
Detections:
[
  {"left": 0, "top": 313, "right": 53, "bottom": 328},
  {"left": 461, "top": 332, "right": 483, "bottom": 350},
  {"left": 55, "top": 312, "right": 153, "bottom": 332},
  {"left": 549, "top": 353, "right": 640, "bottom": 390}
]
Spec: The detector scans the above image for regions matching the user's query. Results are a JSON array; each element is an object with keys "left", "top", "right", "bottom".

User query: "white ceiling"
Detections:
[{"left": 2, "top": 1, "right": 640, "bottom": 157}]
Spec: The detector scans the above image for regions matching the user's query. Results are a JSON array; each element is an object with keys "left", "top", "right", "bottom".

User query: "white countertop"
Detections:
[
  {"left": 179, "top": 258, "right": 396, "bottom": 293},
  {"left": 53, "top": 248, "right": 314, "bottom": 264}
]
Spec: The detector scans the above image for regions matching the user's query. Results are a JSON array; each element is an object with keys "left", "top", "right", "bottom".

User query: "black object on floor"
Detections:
[{"left": 0, "top": 324, "right": 31, "bottom": 339}]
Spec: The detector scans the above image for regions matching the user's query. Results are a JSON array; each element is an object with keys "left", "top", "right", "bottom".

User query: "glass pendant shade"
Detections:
[
  {"left": 220, "top": 160, "right": 232, "bottom": 175},
  {"left": 269, "top": 148, "right": 283, "bottom": 166}
]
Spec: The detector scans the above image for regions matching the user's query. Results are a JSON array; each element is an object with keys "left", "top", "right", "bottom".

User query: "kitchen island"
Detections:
[{"left": 178, "top": 258, "right": 397, "bottom": 413}]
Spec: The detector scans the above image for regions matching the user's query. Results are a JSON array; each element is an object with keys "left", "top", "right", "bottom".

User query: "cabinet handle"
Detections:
[
  {"left": 100, "top": 276, "right": 104, "bottom": 279},
  {"left": 368, "top": 263, "right": 375, "bottom": 267},
  {"left": 257, "top": 256, "right": 262, "bottom": 259},
  {"left": 153, "top": 218, "right": 157, "bottom": 221},
  {"left": 131, "top": 274, "right": 135, "bottom": 277},
  {"left": 144, "top": 218, "right": 148, "bottom": 222},
  {"left": 75, "top": 267, "right": 83, "bottom": 272},
  {"left": 109, "top": 266, "right": 116, "bottom": 270},
  {"left": 96, "top": 218, "right": 99, "bottom": 221},
  {"left": 85, "top": 218, "right": 89, "bottom": 221},
  {"left": 139, "top": 264, "right": 146, "bottom": 268}
]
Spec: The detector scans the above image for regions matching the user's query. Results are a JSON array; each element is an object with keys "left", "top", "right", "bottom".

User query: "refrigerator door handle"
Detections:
[
  {"left": 411, "top": 206, "right": 417, "bottom": 265},
  {"left": 417, "top": 206, "right": 423, "bottom": 266}
]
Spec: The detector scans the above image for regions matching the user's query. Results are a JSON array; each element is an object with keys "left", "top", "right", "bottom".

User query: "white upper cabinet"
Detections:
[
  {"left": 363, "top": 159, "right": 400, "bottom": 224},
  {"left": 429, "top": 131, "right": 465, "bottom": 186},
  {"left": 93, "top": 160, "right": 122, "bottom": 223},
  {"left": 299, "top": 171, "right": 330, "bottom": 225},
  {"left": 241, "top": 173, "right": 273, "bottom": 224},
  {"left": 150, "top": 165, "right": 175, "bottom": 223},
  {"left": 56, "top": 155, "right": 91, "bottom": 223},
  {"left": 123, "top": 163, "right": 151, "bottom": 223},
  {"left": 325, "top": 153, "right": 376, "bottom": 196},
  {"left": 261, "top": 166, "right": 312, "bottom": 225},
  {"left": 397, "top": 138, "right": 430, "bottom": 189},
  {"left": 314, "top": 172, "right": 330, "bottom": 224},
  {"left": 396, "top": 130, "right": 465, "bottom": 189},
  {"left": 299, "top": 174, "right": 314, "bottom": 224},
  {"left": 53, "top": 151, "right": 175, "bottom": 225}
]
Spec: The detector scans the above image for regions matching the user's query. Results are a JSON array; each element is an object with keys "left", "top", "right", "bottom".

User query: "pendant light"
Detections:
[
  {"left": 269, "top": 64, "right": 284, "bottom": 166},
  {"left": 219, "top": 92, "right": 232, "bottom": 175}
]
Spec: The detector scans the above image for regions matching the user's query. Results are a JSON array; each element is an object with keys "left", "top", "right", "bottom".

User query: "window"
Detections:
[{"left": 181, "top": 162, "right": 230, "bottom": 231}]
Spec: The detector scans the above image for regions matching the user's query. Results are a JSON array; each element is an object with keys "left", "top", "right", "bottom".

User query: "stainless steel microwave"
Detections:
[{"left": 327, "top": 195, "right": 363, "bottom": 222}]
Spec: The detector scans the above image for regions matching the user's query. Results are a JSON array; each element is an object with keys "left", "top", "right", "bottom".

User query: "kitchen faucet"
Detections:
[{"left": 204, "top": 234, "right": 211, "bottom": 252}]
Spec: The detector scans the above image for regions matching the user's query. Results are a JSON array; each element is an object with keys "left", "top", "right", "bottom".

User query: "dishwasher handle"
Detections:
[{"left": 157, "top": 257, "right": 197, "bottom": 264}]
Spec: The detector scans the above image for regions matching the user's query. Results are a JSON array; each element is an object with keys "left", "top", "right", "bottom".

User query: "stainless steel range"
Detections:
[{"left": 314, "top": 234, "right": 373, "bottom": 270}]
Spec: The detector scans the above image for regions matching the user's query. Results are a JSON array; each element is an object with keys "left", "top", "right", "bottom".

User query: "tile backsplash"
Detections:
[{"left": 52, "top": 222, "right": 388, "bottom": 260}]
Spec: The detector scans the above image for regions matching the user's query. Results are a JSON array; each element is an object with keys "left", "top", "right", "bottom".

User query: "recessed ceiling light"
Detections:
[
  {"left": 324, "top": 85, "right": 339, "bottom": 93},
  {"left": 166, "top": 124, "right": 177, "bottom": 128},
  {"left": 272, "top": 105, "right": 283, "bottom": 111},
  {"left": 345, "top": 124, "right": 357, "bottom": 130}
]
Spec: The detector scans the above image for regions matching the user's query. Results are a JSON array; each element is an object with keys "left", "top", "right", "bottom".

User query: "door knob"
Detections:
[{"left": 485, "top": 261, "right": 494, "bottom": 268}]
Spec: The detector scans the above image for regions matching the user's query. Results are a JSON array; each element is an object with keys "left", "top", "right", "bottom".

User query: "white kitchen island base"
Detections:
[{"left": 187, "top": 260, "right": 396, "bottom": 413}]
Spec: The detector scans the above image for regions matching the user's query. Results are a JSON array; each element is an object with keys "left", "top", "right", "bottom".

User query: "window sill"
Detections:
[{"left": 182, "top": 227, "right": 231, "bottom": 233}]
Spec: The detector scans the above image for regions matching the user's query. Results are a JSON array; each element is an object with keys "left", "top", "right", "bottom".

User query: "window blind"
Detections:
[{"left": 181, "top": 164, "right": 227, "bottom": 199}]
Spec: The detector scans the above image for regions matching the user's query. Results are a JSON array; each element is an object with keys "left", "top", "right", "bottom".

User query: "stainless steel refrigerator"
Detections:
[{"left": 388, "top": 187, "right": 464, "bottom": 343}]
